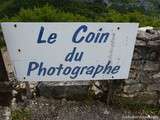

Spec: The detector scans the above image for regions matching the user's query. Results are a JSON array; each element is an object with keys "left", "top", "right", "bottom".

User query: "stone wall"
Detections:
[
  {"left": 121, "top": 29, "right": 160, "bottom": 105},
  {"left": 91, "top": 28, "right": 160, "bottom": 105},
  {"left": 1, "top": 28, "right": 160, "bottom": 106},
  {"left": 34, "top": 28, "right": 160, "bottom": 105}
]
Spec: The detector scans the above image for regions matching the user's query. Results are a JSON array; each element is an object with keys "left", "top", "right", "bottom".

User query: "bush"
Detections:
[
  {"left": 1, "top": 5, "right": 89, "bottom": 22},
  {"left": 95, "top": 9, "right": 160, "bottom": 27},
  {"left": 0, "top": 0, "right": 106, "bottom": 19},
  {"left": 0, "top": 1, "right": 160, "bottom": 28}
]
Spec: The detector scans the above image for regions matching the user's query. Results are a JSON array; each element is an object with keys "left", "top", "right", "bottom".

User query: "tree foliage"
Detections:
[{"left": 0, "top": 0, "right": 159, "bottom": 27}]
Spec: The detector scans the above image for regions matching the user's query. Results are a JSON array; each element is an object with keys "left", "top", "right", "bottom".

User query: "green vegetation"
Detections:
[
  {"left": 0, "top": 0, "right": 159, "bottom": 27},
  {"left": 1, "top": 5, "right": 88, "bottom": 22},
  {"left": 11, "top": 108, "right": 31, "bottom": 120},
  {"left": 113, "top": 96, "right": 160, "bottom": 116}
]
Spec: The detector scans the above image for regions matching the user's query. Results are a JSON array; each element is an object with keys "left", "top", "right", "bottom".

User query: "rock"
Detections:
[
  {"left": 148, "top": 40, "right": 160, "bottom": 46},
  {"left": 37, "top": 81, "right": 90, "bottom": 100},
  {"left": 0, "top": 106, "right": 11, "bottom": 120},
  {"left": 4, "top": 107, "right": 11, "bottom": 120},
  {"left": 11, "top": 98, "right": 17, "bottom": 110},
  {"left": 147, "top": 83, "right": 160, "bottom": 91},
  {"left": 125, "top": 79, "right": 139, "bottom": 85},
  {"left": 152, "top": 72, "right": 160, "bottom": 79},
  {"left": 132, "top": 50, "right": 142, "bottom": 60},
  {"left": 12, "top": 90, "right": 18, "bottom": 97},
  {"left": 90, "top": 81, "right": 103, "bottom": 95},
  {"left": 136, "top": 29, "right": 160, "bottom": 46},
  {"left": 135, "top": 39, "right": 146, "bottom": 46},
  {"left": 120, "top": 93, "right": 136, "bottom": 98},
  {"left": 123, "top": 84, "right": 143, "bottom": 94},
  {"left": 103, "top": 109, "right": 109, "bottom": 115},
  {"left": 144, "top": 61, "right": 159, "bottom": 71},
  {"left": 137, "top": 30, "right": 153, "bottom": 41},
  {"left": 139, "top": 26, "right": 153, "bottom": 32}
]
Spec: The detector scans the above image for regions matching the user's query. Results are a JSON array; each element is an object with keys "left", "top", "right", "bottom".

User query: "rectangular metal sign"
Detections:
[{"left": 1, "top": 22, "right": 138, "bottom": 81}]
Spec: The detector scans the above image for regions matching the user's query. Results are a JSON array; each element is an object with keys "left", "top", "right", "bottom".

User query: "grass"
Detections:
[
  {"left": 11, "top": 108, "right": 31, "bottom": 120},
  {"left": 113, "top": 96, "right": 160, "bottom": 116}
]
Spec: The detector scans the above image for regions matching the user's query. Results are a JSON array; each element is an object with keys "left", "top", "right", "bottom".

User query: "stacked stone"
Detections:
[
  {"left": 36, "top": 29, "right": 160, "bottom": 105},
  {"left": 123, "top": 29, "right": 160, "bottom": 104},
  {"left": 1, "top": 28, "right": 160, "bottom": 106}
]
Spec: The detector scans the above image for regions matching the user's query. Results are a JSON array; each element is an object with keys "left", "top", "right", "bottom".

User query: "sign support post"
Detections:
[{"left": 0, "top": 49, "right": 12, "bottom": 106}]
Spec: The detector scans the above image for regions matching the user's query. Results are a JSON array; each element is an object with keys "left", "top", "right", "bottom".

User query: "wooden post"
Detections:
[
  {"left": 25, "top": 81, "right": 32, "bottom": 99},
  {"left": 0, "top": 50, "right": 12, "bottom": 106},
  {"left": 0, "top": 51, "right": 8, "bottom": 81}
]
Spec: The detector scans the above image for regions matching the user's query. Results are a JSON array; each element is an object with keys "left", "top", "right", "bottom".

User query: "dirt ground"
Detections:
[{"left": 10, "top": 97, "right": 159, "bottom": 120}]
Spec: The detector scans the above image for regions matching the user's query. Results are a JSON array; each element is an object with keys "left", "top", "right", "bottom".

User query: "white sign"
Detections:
[{"left": 1, "top": 22, "right": 138, "bottom": 81}]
